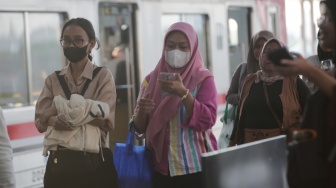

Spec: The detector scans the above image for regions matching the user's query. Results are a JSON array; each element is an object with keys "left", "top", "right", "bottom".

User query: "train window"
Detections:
[
  {"left": 285, "top": 0, "right": 303, "bottom": 53},
  {"left": 303, "top": 1, "right": 314, "bottom": 55},
  {"left": 0, "top": 12, "right": 65, "bottom": 108},
  {"left": 267, "top": 5, "right": 279, "bottom": 38},
  {"left": 228, "top": 18, "right": 239, "bottom": 46},
  {"left": 161, "top": 14, "right": 210, "bottom": 69},
  {"left": 0, "top": 13, "right": 28, "bottom": 108},
  {"left": 29, "top": 13, "right": 65, "bottom": 104}
]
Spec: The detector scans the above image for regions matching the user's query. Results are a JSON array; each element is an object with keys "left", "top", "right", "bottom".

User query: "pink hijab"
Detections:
[{"left": 146, "top": 22, "right": 213, "bottom": 163}]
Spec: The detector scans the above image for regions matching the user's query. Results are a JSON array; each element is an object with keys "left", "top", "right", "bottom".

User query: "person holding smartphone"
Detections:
[
  {"left": 130, "top": 22, "right": 217, "bottom": 188},
  {"left": 229, "top": 38, "right": 310, "bottom": 146},
  {"left": 274, "top": 1, "right": 336, "bottom": 187}
]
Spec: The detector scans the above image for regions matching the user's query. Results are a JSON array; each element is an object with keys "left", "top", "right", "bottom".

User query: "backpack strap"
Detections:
[
  {"left": 56, "top": 71, "right": 71, "bottom": 100},
  {"left": 55, "top": 67, "right": 103, "bottom": 99},
  {"left": 80, "top": 67, "right": 103, "bottom": 96}
]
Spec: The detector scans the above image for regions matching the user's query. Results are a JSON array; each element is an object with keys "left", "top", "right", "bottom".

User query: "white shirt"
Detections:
[{"left": 0, "top": 107, "right": 16, "bottom": 188}]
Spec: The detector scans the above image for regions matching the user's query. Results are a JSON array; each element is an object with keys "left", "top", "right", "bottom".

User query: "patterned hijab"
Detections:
[
  {"left": 247, "top": 30, "right": 275, "bottom": 74},
  {"left": 256, "top": 38, "right": 285, "bottom": 84},
  {"left": 146, "top": 22, "right": 213, "bottom": 163}
]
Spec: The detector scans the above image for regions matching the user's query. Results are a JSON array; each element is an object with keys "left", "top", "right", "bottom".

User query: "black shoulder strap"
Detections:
[
  {"left": 56, "top": 71, "right": 71, "bottom": 100},
  {"left": 80, "top": 67, "right": 103, "bottom": 96},
  {"left": 55, "top": 67, "right": 103, "bottom": 99}
]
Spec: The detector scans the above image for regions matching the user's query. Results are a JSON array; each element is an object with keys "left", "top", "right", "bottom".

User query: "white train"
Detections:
[{"left": 0, "top": 0, "right": 287, "bottom": 187}]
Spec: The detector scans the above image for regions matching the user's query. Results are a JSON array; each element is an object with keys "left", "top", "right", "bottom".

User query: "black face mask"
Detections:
[{"left": 63, "top": 45, "right": 88, "bottom": 63}]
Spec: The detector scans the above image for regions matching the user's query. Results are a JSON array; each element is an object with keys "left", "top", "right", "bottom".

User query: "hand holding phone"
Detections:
[
  {"left": 159, "top": 72, "right": 176, "bottom": 95},
  {"left": 267, "top": 47, "right": 294, "bottom": 66},
  {"left": 159, "top": 72, "right": 176, "bottom": 81}
]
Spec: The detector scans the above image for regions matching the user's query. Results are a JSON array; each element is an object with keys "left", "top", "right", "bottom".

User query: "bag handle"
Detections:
[
  {"left": 126, "top": 123, "right": 135, "bottom": 147},
  {"left": 223, "top": 103, "right": 229, "bottom": 124},
  {"left": 125, "top": 123, "right": 137, "bottom": 155},
  {"left": 263, "top": 82, "right": 284, "bottom": 131}
]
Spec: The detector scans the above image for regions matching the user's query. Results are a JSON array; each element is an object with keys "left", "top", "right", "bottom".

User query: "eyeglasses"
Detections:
[
  {"left": 60, "top": 38, "right": 88, "bottom": 48},
  {"left": 317, "top": 15, "right": 333, "bottom": 27}
]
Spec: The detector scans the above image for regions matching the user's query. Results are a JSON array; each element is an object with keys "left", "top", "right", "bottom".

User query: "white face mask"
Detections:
[{"left": 165, "top": 49, "right": 191, "bottom": 68}]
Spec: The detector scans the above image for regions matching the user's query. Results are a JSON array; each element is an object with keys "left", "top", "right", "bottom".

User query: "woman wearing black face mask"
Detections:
[{"left": 35, "top": 18, "right": 118, "bottom": 188}]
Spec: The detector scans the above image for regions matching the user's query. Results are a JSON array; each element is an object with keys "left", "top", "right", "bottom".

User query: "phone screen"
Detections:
[
  {"left": 159, "top": 72, "right": 176, "bottom": 81},
  {"left": 159, "top": 72, "right": 175, "bottom": 96}
]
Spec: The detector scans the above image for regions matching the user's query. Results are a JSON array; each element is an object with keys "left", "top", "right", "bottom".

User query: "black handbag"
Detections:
[{"left": 96, "top": 147, "right": 118, "bottom": 188}]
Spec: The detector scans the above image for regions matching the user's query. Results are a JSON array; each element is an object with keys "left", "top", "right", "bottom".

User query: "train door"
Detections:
[
  {"left": 98, "top": 3, "right": 137, "bottom": 150},
  {"left": 227, "top": 6, "right": 251, "bottom": 77}
]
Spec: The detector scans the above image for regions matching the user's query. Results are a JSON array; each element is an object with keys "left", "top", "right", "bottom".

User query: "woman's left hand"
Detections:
[{"left": 158, "top": 74, "right": 187, "bottom": 97}]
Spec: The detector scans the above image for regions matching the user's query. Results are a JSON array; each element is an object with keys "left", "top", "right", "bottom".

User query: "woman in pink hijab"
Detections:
[{"left": 131, "top": 22, "right": 218, "bottom": 188}]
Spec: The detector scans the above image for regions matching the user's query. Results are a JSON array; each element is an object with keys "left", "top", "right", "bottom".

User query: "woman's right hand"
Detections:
[
  {"left": 274, "top": 53, "right": 312, "bottom": 76},
  {"left": 138, "top": 93, "right": 155, "bottom": 114},
  {"left": 49, "top": 115, "right": 74, "bottom": 131},
  {"left": 134, "top": 93, "right": 155, "bottom": 133}
]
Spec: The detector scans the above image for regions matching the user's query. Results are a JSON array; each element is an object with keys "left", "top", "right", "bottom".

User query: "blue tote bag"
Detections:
[{"left": 113, "top": 124, "right": 153, "bottom": 188}]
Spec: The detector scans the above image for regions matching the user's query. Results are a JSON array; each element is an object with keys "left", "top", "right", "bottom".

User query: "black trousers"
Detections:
[
  {"left": 44, "top": 148, "right": 118, "bottom": 188},
  {"left": 153, "top": 171, "right": 203, "bottom": 188}
]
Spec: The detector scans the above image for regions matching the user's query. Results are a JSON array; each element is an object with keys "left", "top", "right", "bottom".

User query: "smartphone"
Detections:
[
  {"left": 159, "top": 72, "right": 176, "bottom": 81},
  {"left": 159, "top": 72, "right": 175, "bottom": 96},
  {"left": 267, "top": 47, "right": 294, "bottom": 66}
]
